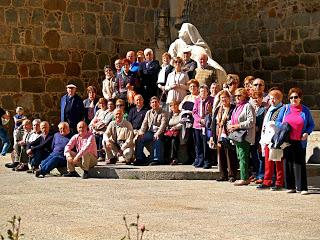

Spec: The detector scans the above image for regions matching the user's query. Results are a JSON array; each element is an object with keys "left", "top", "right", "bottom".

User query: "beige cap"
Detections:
[
  {"left": 182, "top": 47, "right": 191, "bottom": 53},
  {"left": 66, "top": 84, "right": 77, "bottom": 88}
]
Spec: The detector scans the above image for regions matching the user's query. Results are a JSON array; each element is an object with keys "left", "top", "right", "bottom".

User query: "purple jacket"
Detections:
[{"left": 192, "top": 96, "right": 214, "bottom": 129}]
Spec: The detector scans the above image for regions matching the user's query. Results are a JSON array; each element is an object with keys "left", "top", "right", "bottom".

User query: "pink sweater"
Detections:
[
  {"left": 64, "top": 132, "right": 97, "bottom": 159},
  {"left": 284, "top": 105, "right": 304, "bottom": 140}
]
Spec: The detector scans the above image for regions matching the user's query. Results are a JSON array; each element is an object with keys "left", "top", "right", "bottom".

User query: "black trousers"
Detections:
[{"left": 283, "top": 140, "right": 308, "bottom": 191}]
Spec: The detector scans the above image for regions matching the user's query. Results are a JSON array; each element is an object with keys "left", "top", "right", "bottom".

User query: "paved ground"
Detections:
[{"left": 1, "top": 155, "right": 320, "bottom": 240}]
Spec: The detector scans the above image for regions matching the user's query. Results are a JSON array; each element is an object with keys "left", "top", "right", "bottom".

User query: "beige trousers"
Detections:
[{"left": 66, "top": 151, "right": 97, "bottom": 171}]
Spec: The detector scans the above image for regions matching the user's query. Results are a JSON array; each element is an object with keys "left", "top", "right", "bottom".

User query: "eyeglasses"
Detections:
[
  {"left": 228, "top": 82, "right": 236, "bottom": 87},
  {"left": 175, "top": 61, "right": 183, "bottom": 64},
  {"left": 253, "top": 83, "right": 264, "bottom": 87},
  {"left": 289, "top": 96, "right": 299, "bottom": 100},
  {"left": 235, "top": 95, "right": 242, "bottom": 97}
]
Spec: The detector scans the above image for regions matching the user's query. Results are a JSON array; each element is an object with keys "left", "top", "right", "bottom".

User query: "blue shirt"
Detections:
[{"left": 52, "top": 132, "right": 73, "bottom": 154}]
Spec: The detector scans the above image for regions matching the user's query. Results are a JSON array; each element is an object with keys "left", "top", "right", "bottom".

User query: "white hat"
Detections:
[
  {"left": 182, "top": 47, "right": 191, "bottom": 53},
  {"left": 66, "top": 84, "right": 77, "bottom": 88}
]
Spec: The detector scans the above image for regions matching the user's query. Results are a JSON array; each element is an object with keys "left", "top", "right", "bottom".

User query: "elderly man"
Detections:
[
  {"left": 60, "top": 84, "right": 85, "bottom": 133},
  {"left": 103, "top": 109, "right": 134, "bottom": 164},
  {"left": 135, "top": 96, "right": 168, "bottom": 166},
  {"left": 252, "top": 78, "right": 269, "bottom": 106},
  {"left": 126, "top": 50, "right": 140, "bottom": 73},
  {"left": 35, "top": 122, "right": 73, "bottom": 178},
  {"left": 139, "top": 48, "right": 161, "bottom": 103},
  {"left": 181, "top": 47, "right": 197, "bottom": 79},
  {"left": 195, "top": 53, "right": 217, "bottom": 87},
  {"left": 64, "top": 121, "right": 97, "bottom": 179},
  {"left": 127, "top": 95, "right": 148, "bottom": 137},
  {"left": 26, "top": 121, "right": 53, "bottom": 172}
]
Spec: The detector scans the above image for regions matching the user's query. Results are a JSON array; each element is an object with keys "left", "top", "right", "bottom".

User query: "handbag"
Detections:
[
  {"left": 228, "top": 129, "right": 247, "bottom": 143},
  {"left": 164, "top": 129, "right": 179, "bottom": 137}
]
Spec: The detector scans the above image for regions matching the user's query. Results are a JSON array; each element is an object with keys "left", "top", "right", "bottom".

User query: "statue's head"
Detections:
[{"left": 178, "top": 23, "right": 194, "bottom": 43}]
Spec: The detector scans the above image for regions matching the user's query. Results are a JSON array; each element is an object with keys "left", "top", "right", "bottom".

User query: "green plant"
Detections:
[
  {"left": 121, "top": 214, "right": 147, "bottom": 240},
  {"left": 0, "top": 216, "right": 24, "bottom": 240}
]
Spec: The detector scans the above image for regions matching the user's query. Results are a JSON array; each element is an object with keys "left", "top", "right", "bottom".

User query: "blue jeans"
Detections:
[
  {"left": 136, "top": 131, "right": 163, "bottom": 164},
  {"left": 40, "top": 152, "right": 66, "bottom": 175},
  {"left": 250, "top": 145, "right": 264, "bottom": 179},
  {"left": 0, "top": 126, "right": 10, "bottom": 156},
  {"left": 30, "top": 150, "right": 50, "bottom": 168}
]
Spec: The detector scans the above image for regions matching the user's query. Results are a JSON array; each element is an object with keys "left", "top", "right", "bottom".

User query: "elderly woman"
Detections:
[
  {"left": 210, "top": 90, "right": 237, "bottom": 182},
  {"left": 89, "top": 98, "right": 115, "bottom": 161},
  {"left": 164, "top": 101, "right": 182, "bottom": 165},
  {"left": 226, "top": 74, "right": 240, "bottom": 105},
  {"left": 243, "top": 75, "right": 254, "bottom": 97},
  {"left": 83, "top": 86, "right": 99, "bottom": 125},
  {"left": 192, "top": 84, "right": 214, "bottom": 168},
  {"left": 227, "top": 88, "right": 256, "bottom": 186},
  {"left": 165, "top": 57, "right": 189, "bottom": 106},
  {"left": 276, "top": 87, "right": 314, "bottom": 195},
  {"left": 102, "top": 65, "right": 116, "bottom": 101}
]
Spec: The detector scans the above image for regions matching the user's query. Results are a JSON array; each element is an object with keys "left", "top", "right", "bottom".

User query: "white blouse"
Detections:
[{"left": 165, "top": 71, "right": 189, "bottom": 104}]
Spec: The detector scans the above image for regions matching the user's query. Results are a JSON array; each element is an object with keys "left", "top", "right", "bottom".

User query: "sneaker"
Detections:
[
  {"left": 5, "top": 162, "right": 19, "bottom": 168},
  {"left": 286, "top": 189, "right": 296, "bottom": 193},
  {"left": 256, "top": 184, "right": 270, "bottom": 190},
  {"left": 82, "top": 171, "right": 89, "bottom": 179},
  {"left": 63, "top": 171, "right": 80, "bottom": 177},
  {"left": 234, "top": 180, "right": 250, "bottom": 186},
  {"left": 270, "top": 186, "right": 282, "bottom": 191},
  {"left": 301, "top": 190, "right": 309, "bottom": 195}
]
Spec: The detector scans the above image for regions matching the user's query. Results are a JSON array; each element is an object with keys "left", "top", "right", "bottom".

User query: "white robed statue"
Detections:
[{"left": 168, "top": 23, "right": 227, "bottom": 85}]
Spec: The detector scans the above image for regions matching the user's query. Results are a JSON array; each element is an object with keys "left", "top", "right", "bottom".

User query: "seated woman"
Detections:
[
  {"left": 83, "top": 86, "right": 99, "bottom": 125},
  {"left": 164, "top": 101, "right": 182, "bottom": 165},
  {"left": 89, "top": 98, "right": 115, "bottom": 161}
]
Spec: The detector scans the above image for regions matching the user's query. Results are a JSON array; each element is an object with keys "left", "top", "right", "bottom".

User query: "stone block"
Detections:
[
  {"left": 25, "top": 29, "right": 32, "bottom": 44},
  {"left": 22, "top": 78, "right": 45, "bottom": 92},
  {"left": 51, "top": 49, "right": 69, "bottom": 61},
  {"left": 1, "top": 77, "right": 20, "bottom": 92},
  {"left": 293, "top": 13, "right": 310, "bottom": 26},
  {"left": 303, "top": 39, "right": 320, "bottom": 53},
  {"left": 123, "top": 23, "right": 135, "bottom": 40},
  {"left": 299, "top": 28, "right": 309, "bottom": 39},
  {"left": 228, "top": 47, "right": 243, "bottom": 63},
  {"left": 125, "top": 6, "right": 135, "bottom": 22},
  {"left": 134, "top": 23, "right": 144, "bottom": 39},
  {"left": 3, "top": 62, "right": 18, "bottom": 75},
  {"left": 104, "top": 2, "right": 121, "bottom": 12},
  {"left": 307, "top": 131, "right": 320, "bottom": 163},
  {"left": 60, "top": 35, "right": 78, "bottom": 49},
  {"left": 294, "top": 43, "right": 303, "bottom": 53},
  {"left": 31, "top": 8, "right": 44, "bottom": 25},
  {"left": 252, "top": 58, "right": 261, "bottom": 70},
  {"left": 72, "top": 13, "right": 82, "bottom": 33},
  {"left": 44, "top": 63, "right": 65, "bottom": 75},
  {"left": 10, "top": 27, "right": 20, "bottom": 44},
  {"left": 281, "top": 54, "right": 299, "bottom": 67},
  {"left": 0, "top": 0, "right": 11, "bottom": 6},
  {"left": 45, "top": 13, "right": 60, "bottom": 29},
  {"left": 145, "top": 9, "right": 154, "bottom": 22},
  {"left": 19, "top": 64, "right": 28, "bottom": 78},
  {"left": 44, "top": 30, "right": 60, "bottom": 48},
  {"left": 84, "top": 13, "right": 96, "bottom": 35},
  {"left": 99, "top": 15, "right": 110, "bottom": 36},
  {"left": 82, "top": 52, "right": 97, "bottom": 70},
  {"left": 97, "top": 37, "right": 114, "bottom": 52},
  {"left": 65, "top": 62, "right": 80, "bottom": 76},
  {"left": 244, "top": 46, "right": 259, "bottom": 58},
  {"left": 28, "top": 63, "right": 42, "bottom": 77},
  {"left": 44, "top": 0, "right": 66, "bottom": 11},
  {"left": 300, "top": 54, "right": 318, "bottom": 67},
  {"left": 270, "top": 41, "right": 291, "bottom": 55},
  {"left": 78, "top": 36, "right": 86, "bottom": 49},
  {"left": 71, "top": 51, "right": 81, "bottom": 62},
  {"left": 98, "top": 53, "right": 110, "bottom": 69},
  {"left": 271, "top": 70, "right": 291, "bottom": 83},
  {"left": 253, "top": 70, "right": 271, "bottom": 82},
  {"left": 41, "top": 93, "right": 54, "bottom": 108},
  {"left": 18, "top": 9, "right": 30, "bottom": 26},
  {"left": 128, "top": 0, "right": 138, "bottom": 5},
  {"left": 0, "top": 24, "right": 10, "bottom": 44},
  {"left": 5, "top": 8, "right": 17, "bottom": 23},
  {"left": 87, "top": 2, "right": 101, "bottom": 12},
  {"left": 291, "top": 68, "right": 306, "bottom": 79},
  {"left": 260, "top": 31, "right": 268, "bottom": 43},
  {"left": 241, "top": 30, "right": 260, "bottom": 44},
  {"left": 15, "top": 46, "right": 33, "bottom": 61},
  {"left": 46, "top": 78, "right": 65, "bottom": 92},
  {"left": 262, "top": 56, "right": 280, "bottom": 70},
  {"left": 139, "top": 0, "right": 150, "bottom": 7},
  {"left": 29, "top": 0, "right": 42, "bottom": 6},
  {"left": 1, "top": 95, "right": 14, "bottom": 109},
  {"left": 61, "top": 14, "right": 72, "bottom": 33},
  {"left": 136, "top": 8, "right": 145, "bottom": 23},
  {"left": 31, "top": 26, "right": 43, "bottom": 46},
  {"left": 67, "top": 0, "right": 85, "bottom": 12},
  {"left": 257, "top": 44, "right": 270, "bottom": 56},
  {"left": 111, "top": 13, "right": 121, "bottom": 37},
  {"left": 34, "top": 47, "right": 51, "bottom": 61},
  {"left": 0, "top": 47, "right": 13, "bottom": 61},
  {"left": 86, "top": 36, "right": 96, "bottom": 50},
  {"left": 306, "top": 67, "right": 320, "bottom": 80},
  {"left": 263, "top": 18, "right": 279, "bottom": 29}
]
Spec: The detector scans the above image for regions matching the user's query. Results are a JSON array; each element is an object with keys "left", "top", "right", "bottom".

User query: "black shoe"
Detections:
[
  {"left": 63, "top": 171, "right": 80, "bottom": 177},
  {"left": 5, "top": 162, "right": 19, "bottom": 168},
  {"left": 82, "top": 171, "right": 89, "bottom": 179},
  {"left": 148, "top": 161, "right": 160, "bottom": 166},
  {"left": 216, "top": 177, "right": 228, "bottom": 182},
  {"left": 15, "top": 164, "right": 29, "bottom": 172},
  {"left": 256, "top": 184, "right": 270, "bottom": 190},
  {"left": 203, "top": 165, "right": 211, "bottom": 169}
]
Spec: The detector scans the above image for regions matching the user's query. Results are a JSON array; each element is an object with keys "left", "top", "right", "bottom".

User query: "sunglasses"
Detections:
[
  {"left": 116, "top": 104, "right": 124, "bottom": 107},
  {"left": 253, "top": 83, "right": 264, "bottom": 87},
  {"left": 175, "top": 61, "right": 183, "bottom": 64},
  {"left": 228, "top": 82, "right": 236, "bottom": 87},
  {"left": 235, "top": 95, "right": 242, "bottom": 97},
  {"left": 289, "top": 96, "right": 299, "bottom": 100}
]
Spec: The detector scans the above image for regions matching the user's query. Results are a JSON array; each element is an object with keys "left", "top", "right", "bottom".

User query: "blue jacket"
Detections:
[
  {"left": 276, "top": 104, "right": 315, "bottom": 148},
  {"left": 60, "top": 94, "right": 85, "bottom": 129}
]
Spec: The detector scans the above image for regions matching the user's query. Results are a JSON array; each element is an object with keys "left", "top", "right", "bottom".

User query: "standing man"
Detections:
[
  {"left": 64, "top": 121, "right": 97, "bottom": 179},
  {"left": 60, "top": 84, "right": 85, "bottom": 133},
  {"left": 0, "top": 107, "right": 10, "bottom": 157},
  {"left": 126, "top": 50, "right": 140, "bottom": 73},
  {"left": 139, "top": 48, "right": 160, "bottom": 103},
  {"left": 182, "top": 47, "right": 197, "bottom": 79},
  {"left": 135, "top": 96, "right": 168, "bottom": 166},
  {"left": 252, "top": 78, "right": 269, "bottom": 106},
  {"left": 195, "top": 53, "right": 217, "bottom": 87}
]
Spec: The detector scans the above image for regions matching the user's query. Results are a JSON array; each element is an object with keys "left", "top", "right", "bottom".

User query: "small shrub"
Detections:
[{"left": 0, "top": 216, "right": 24, "bottom": 240}]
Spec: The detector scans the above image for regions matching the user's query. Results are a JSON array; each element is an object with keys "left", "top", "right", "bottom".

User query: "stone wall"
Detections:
[
  {"left": 0, "top": 0, "right": 168, "bottom": 124},
  {"left": 187, "top": 0, "right": 320, "bottom": 109}
]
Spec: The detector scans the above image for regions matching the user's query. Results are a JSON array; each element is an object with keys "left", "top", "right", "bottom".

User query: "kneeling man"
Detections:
[
  {"left": 103, "top": 109, "right": 134, "bottom": 164},
  {"left": 64, "top": 121, "right": 97, "bottom": 179}
]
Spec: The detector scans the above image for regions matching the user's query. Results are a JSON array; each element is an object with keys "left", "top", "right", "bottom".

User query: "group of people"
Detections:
[{"left": 0, "top": 47, "right": 315, "bottom": 195}]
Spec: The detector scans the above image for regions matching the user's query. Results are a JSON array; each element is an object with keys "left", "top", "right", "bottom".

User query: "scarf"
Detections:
[{"left": 231, "top": 100, "right": 247, "bottom": 125}]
